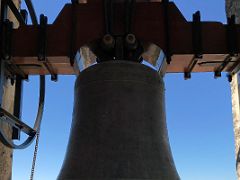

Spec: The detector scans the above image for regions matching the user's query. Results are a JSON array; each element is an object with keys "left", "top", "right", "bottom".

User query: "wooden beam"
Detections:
[
  {"left": 0, "top": 0, "right": 20, "bottom": 179},
  {"left": 2, "top": 1, "right": 234, "bottom": 75}
]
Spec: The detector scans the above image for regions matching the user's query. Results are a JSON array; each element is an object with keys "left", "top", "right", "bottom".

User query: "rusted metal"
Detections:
[{"left": 1, "top": 1, "right": 240, "bottom": 75}]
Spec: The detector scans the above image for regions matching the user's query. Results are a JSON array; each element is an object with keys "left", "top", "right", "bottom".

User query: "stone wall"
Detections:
[{"left": 226, "top": 0, "right": 240, "bottom": 179}]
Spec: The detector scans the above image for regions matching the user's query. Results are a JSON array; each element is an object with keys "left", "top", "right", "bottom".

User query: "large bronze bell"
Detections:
[{"left": 58, "top": 61, "right": 180, "bottom": 180}]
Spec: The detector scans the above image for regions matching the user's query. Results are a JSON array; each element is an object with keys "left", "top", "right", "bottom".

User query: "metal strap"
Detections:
[
  {"left": 125, "top": 0, "right": 135, "bottom": 34},
  {"left": 163, "top": 0, "right": 171, "bottom": 64},
  {"left": 25, "top": 0, "right": 38, "bottom": 25},
  {"left": 104, "top": 0, "right": 113, "bottom": 34},
  {"left": 38, "top": 15, "right": 57, "bottom": 81},
  {"left": 184, "top": 11, "right": 202, "bottom": 80},
  {"left": 0, "top": 75, "right": 45, "bottom": 149}
]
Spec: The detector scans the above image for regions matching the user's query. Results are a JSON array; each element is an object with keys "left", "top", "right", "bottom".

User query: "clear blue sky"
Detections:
[{"left": 12, "top": 0, "right": 236, "bottom": 180}]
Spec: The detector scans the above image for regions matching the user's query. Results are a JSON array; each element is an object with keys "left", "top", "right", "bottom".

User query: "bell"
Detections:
[{"left": 58, "top": 61, "right": 180, "bottom": 180}]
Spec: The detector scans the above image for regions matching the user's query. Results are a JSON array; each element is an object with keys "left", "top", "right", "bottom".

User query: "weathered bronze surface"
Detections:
[{"left": 58, "top": 61, "right": 180, "bottom": 180}]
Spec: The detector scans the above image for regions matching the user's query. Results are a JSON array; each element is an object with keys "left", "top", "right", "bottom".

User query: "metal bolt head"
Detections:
[
  {"left": 126, "top": 34, "right": 136, "bottom": 44},
  {"left": 102, "top": 34, "right": 115, "bottom": 50},
  {"left": 125, "top": 34, "right": 138, "bottom": 50}
]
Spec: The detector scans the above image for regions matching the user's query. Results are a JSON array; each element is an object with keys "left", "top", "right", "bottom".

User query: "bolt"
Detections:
[
  {"left": 101, "top": 34, "right": 115, "bottom": 50},
  {"left": 125, "top": 34, "right": 138, "bottom": 50}
]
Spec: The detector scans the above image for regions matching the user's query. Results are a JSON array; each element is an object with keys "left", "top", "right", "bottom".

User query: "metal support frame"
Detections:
[
  {"left": 1, "top": 4, "right": 28, "bottom": 140},
  {"left": 0, "top": 0, "right": 46, "bottom": 149},
  {"left": 0, "top": 73, "right": 45, "bottom": 149}
]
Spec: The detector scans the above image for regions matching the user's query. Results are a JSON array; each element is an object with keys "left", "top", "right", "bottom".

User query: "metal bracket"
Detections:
[
  {"left": 38, "top": 14, "right": 58, "bottom": 81},
  {"left": 1, "top": 20, "right": 13, "bottom": 61},
  {"left": 69, "top": 0, "right": 78, "bottom": 66},
  {"left": 184, "top": 11, "right": 203, "bottom": 80},
  {"left": 227, "top": 15, "right": 238, "bottom": 56},
  {"left": 163, "top": 0, "right": 171, "bottom": 64},
  {"left": 215, "top": 15, "right": 238, "bottom": 79},
  {"left": 38, "top": 14, "right": 47, "bottom": 62},
  {"left": 12, "top": 76, "right": 23, "bottom": 140},
  {"left": 215, "top": 55, "right": 233, "bottom": 78},
  {"left": 104, "top": 0, "right": 113, "bottom": 35},
  {"left": 125, "top": 0, "right": 135, "bottom": 35}
]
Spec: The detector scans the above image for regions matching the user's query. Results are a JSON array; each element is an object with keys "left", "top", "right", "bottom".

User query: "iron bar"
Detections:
[
  {"left": 12, "top": 75, "right": 23, "bottom": 140},
  {"left": 24, "top": 0, "right": 38, "bottom": 25},
  {"left": 4, "top": 0, "right": 25, "bottom": 25},
  {"left": 0, "top": 107, "right": 35, "bottom": 136},
  {"left": 163, "top": 0, "right": 171, "bottom": 64},
  {"left": 184, "top": 57, "right": 199, "bottom": 79}
]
